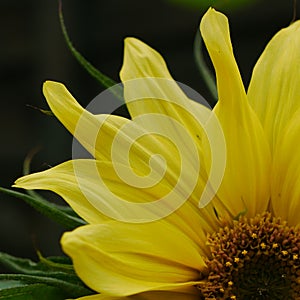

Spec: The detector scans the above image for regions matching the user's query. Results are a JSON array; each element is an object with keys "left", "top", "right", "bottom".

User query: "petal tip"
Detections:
[
  {"left": 123, "top": 37, "right": 148, "bottom": 59},
  {"left": 200, "top": 7, "right": 227, "bottom": 33}
]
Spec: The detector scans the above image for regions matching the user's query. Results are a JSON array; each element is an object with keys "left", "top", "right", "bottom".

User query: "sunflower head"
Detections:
[{"left": 198, "top": 213, "right": 300, "bottom": 299}]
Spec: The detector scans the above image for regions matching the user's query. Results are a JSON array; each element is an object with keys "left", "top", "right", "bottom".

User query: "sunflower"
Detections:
[{"left": 14, "top": 8, "right": 300, "bottom": 300}]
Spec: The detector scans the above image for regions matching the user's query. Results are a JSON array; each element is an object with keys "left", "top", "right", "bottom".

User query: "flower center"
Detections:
[{"left": 197, "top": 213, "right": 300, "bottom": 299}]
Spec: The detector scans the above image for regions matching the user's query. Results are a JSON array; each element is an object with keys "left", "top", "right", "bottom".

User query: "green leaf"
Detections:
[
  {"left": 0, "top": 253, "right": 73, "bottom": 276},
  {"left": 0, "top": 275, "right": 92, "bottom": 298},
  {"left": 0, "top": 187, "right": 86, "bottom": 230},
  {"left": 193, "top": 30, "right": 218, "bottom": 105},
  {"left": 0, "top": 282, "right": 67, "bottom": 300},
  {"left": 58, "top": 0, "right": 124, "bottom": 101},
  {"left": 0, "top": 254, "right": 93, "bottom": 298},
  {"left": 0, "top": 281, "right": 26, "bottom": 291}
]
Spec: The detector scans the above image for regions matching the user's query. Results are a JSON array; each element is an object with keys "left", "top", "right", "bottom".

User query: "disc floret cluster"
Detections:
[{"left": 198, "top": 213, "right": 300, "bottom": 299}]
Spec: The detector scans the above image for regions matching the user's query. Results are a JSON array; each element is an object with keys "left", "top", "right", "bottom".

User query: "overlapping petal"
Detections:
[
  {"left": 33, "top": 82, "right": 217, "bottom": 231},
  {"left": 247, "top": 19, "right": 300, "bottom": 226},
  {"left": 248, "top": 20, "right": 300, "bottom": 152},
  {"left": 13, "top": 159, "right": 182, "bottom": 223},
  {"left": 120, "top": 37, "right": 206, "bottom": 132},
  {"left": 43, "top": 81, "right": 211, "bottom": 216},
  {"left": 62, "top": 221, "right": 205, "bottom": 296},
  {"left": 14, "top": 159, "right": 213, "bottom": 251},
  {"left": 271, "top": 109, "right": 300, "bottom": 226},
  {"left": 119, "top": 35, "right": 228, "bottom": 228},
  {"left": 200, "top": 8, "right": 271, "bottom": 217},
  {"left": 119, "top": 38, "right": 215, "bottom": 190},
  {"left": 120, "top": 37, "right": 211, "bottom": 152},
  {"left": 43, "top": 81, "right": 127, "bottom": 160}
]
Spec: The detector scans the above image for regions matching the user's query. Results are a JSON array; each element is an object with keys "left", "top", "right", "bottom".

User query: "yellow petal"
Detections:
[
  {"left": 43, "top": 81, "right": 130, "bottom": 160},
  {"left": 271, "top": 109, "right": 300, "bottom": 225},
  {"left": 61, "top": 222, "right": 205, "bottom": 296},
  {"left": 248, "top": 20, "right": 300, "bottom": 152},
  {"left": 14, "top": 160, "right": 107, "bottom": 224},
  {"left": 44, "top": 56, "right": 225, "bottom": 229},
  {"left": 14, "top": 159, "right": 213, "bottom": 253},
  {"left": 200, "top": 8, "right": 271, "bottom": 217},
  {"left": 43, "top": 81, "right": 210, "bottom": 215},
  {"left": 119, "top": 37, "right": 210, "bottom": 155},
  {"left": 120, "top": 37, "right": 228, "bottom": 218},
  {"left": 33, "top": 83, "right": 222, "bottom": 239},
  {"left": 15, "top": 159, "right": 179, "bottom": 223},
  {"left": 76, "top": 290, "right": 199, "bottom": 300},
  {"left": 120, "top": 37, "right": 192, "bottom": 117}
]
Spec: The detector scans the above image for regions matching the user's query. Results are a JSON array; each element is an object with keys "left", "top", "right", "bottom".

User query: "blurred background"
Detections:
[{"left": 0, "top": 0, "right": 299, "bottom": 269}]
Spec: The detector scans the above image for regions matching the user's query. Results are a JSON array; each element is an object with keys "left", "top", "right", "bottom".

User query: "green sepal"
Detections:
[
  {"left": 0, "top": 187, "right": 86, "bottom": 230},
  {"left": 58, "top": 0, "right": 124, "bottom": 101},
  {"left": 193, "top": 30, "right": 218, "bottom": 105},
  {"left": 0, "top": 281, "right": 68, "bottom": 300}
]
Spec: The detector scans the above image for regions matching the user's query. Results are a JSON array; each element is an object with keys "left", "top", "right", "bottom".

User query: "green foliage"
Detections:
[
  {"left": 59, "top": 0, "right": 124, "bottom": 101},
  {"left": 0, "top": 187, "right": 86, "bottom": 230},
  {"left": 0, "top": 281, "right": 68, "bottom": 300},
  {"left": 0, "top": 253, "right": 93, "bottom": 299}
]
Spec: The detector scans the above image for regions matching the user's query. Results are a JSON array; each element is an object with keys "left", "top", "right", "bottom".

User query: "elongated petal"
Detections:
[
  {"left": 14, "top": 159, "right": 214, "bottom": 254},
  {"left": 15, "top": 159, "right": 185, "bottom": 224},
  {"left": 44, "top": 80, "right": 164, "bottom": 169},
  {"left": 248, "top": 20, "right": 300, "bottom": 151},
  {"left": 120, "top": 37, "right": 228, "bottom": 220},
  {"left": 200, "top": 8, "right": 271, "bottom": 217},
  {"left": 43, "top": 81, "right": 211, "bottom": 215},
  {"left": 120, "top": 37, "right": 196, "bottom": 120},
  {"left": 61, "top": 222, "right": 205, "bottom": 296},
  {"left": 271, "top": 109, "right": 300, "bottom": 226},
  {"left": 119, "top": 37, "right": 211, "bottom": 169},
  {"left": 14, "top": 160, "right": 107, "bottom": 224},
  {"left": 43, "top": 81, "right": 174, "bottom": 186},
  {"left": 43, "top": 80, "right": 130, "bottom": 160},
  {"left": 77, "top": 290, "right": 199, "bottom": 300}
]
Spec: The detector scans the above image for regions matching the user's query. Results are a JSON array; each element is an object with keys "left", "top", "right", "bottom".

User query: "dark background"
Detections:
[{"left": 0, "top": 0, "right": 299, "bottom": 267}]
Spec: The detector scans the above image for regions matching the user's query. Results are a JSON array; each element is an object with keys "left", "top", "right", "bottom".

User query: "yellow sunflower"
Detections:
[{"left": 14, "top": 8, "right": 300, "bottom": 299}]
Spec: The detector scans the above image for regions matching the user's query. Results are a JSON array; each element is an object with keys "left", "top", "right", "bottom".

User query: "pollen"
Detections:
[
  {"left": 241, "top": 249, "right": 248, "bottom": 256},
  {"left": 197, "top": 213, "right": 300, "bottom": 299},
  {"left": 260, "top": 242, "right": 266, "bottom": 249},
  {"left": 251, "top": 233, "right": 258, "bottom": 239},
  {"left": 225, "top": 261, "right": 232, "bottom": 267}
]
